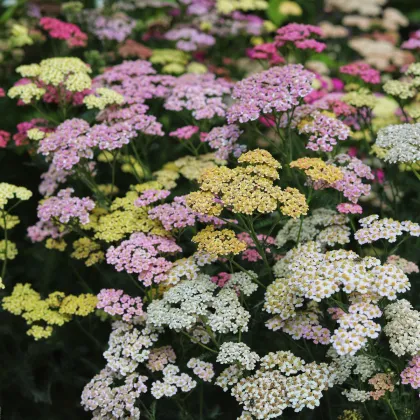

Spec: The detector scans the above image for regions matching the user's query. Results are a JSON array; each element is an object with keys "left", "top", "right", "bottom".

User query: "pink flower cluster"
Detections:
[
  {"left": 275, "top": 23, "right": 326, "bottom": 53},
  {"left": 340, "top": 62, "right": 381, "bottom": 84},
  {"left": 39, "top": 163, "right": 73, "bottom": 197},
  {"left": 37, "top": 188, "right": 95, "bottom": 225},
  {"left": 246, "top": 43, "right": 285, "bottom": 66},
  {"left": 148, "top": 196, "right": 224, "bottom": 231},
  {"left": 331, "top": 154, "right": 374, "bottom": 203},
  {"left": 96, "top": 289, "right": 144, "bottom": 322},
  {"left": 170, "top": 125, "right": 199, "bottom": 140},
  {"left": 237, "top": 232, "right": 275, "bottom": 262},
  {"left": 134, "top": 189, "right": 171, "bottom": 207},
  {"left": 164, "top": 73, "right": 232, "bottom": 120},
  {"left": 0, "top": 130, "right": 10, "bottom": 148},
  {"left": 39, "top": 17, "right": 87, "bottom": 48},
  {"left": 402, "top": 30, "right": 420, "bottom": 50},
  {"left": 227, "top": 64, "right": 315, "bottom": 124},
  {"left": 300, "top": 113, "right": 350, "bottom": 152},
  {"left": 401, "top": 356, "right": 420, "bottom": 390},
  {"left": 106, "top": 232, "right": 182, "bottom": 286},
  {"left": 203, "top": 124, "right": 245, "bottom": 160},
  {"left": 165, "top": 27, "right": 215, "bottom": 51},
  {"left": 38, "top": 118, "right": 93, "bottom": 170},
  {"left": 211, "top": 272, "right": 231, "bottom": 287},
  {"left": 336, "top": 203, "right": 363, "bottom": 214},
  {"left": 27, "top": 220, "right": 65, "bottom": 243}
]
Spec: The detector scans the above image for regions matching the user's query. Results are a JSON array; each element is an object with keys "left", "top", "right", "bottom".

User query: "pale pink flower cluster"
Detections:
[
  {"left": 106, "top": 232, "right": 182, "bottom": 286},
  {"left": 164, "top": 73, "right": 233, "bottom": 120},
  {"left": 336, "top": 203, "right": 363, "bottom": 214},
  {"left": 300, "top": 113, "right": 350, "bottom": 152},
  {"left": 37, "top": 188, "right": 95, "bottom": 225},
  {"left": 149, "top": 195, "right": 224, "bottom": 231},
  {"left": 227, "top": 65, "right": 315, "bottom": 124},
  {"left": 386, "top": 255, "right": 419, "bottom": 274},
  {"left": 355, "top": 215, "right": 420, "bottom": 244},
  {"left": 27, "top": 220, "right": 65, "bottom": 243},
  {"left": 203, "top": 124, "right": 246, "bottom": 160},
  {"left": 96, "top": 289, "right": 144, "bottom": 322},
  {"left": 402, "top": 30, "right": 420, "bottom": 50},
  {"left": 401, "top": 356, "right": 420, "bottom": 390},
  {"left": 165, "top": 27, "right": 215, "bottom": 51},
  {"left": 187, "top": 358, "right": 215, "bottom": 382},
  {"left": 134, "top": 189, "right": 171, "bottom": 207},
  {"left": 147, "top": 346, "right": 177, "bottom": 372}
]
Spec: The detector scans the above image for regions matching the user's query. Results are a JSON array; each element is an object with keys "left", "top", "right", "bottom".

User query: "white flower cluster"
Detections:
[
  {"left": 276, "top": 208, "right": 350, "bottom": 248},
  {"left": 147, "top": 274, "right": 250, "bottom": 334},
  {"left": 104, "top": 321, "right": 159, "bottom": 376},
  {"left": 225, "top": 271, "right": 258, "bottom": 296},
  {"left": 375, "top": 123, "right": 420, "bottom": 163},
  {"left": 355, "top": 214, "right": 420, "bottom": 244},
  {"left": 81, "top": 367, "right": 148, "bottom": 420},
  {"left": 216, "top": 342, "right": 260, "bottom": 370},
  {"left": 187, "top": 358, "right": 215, "bottom": 382},
  {"left": 327, "top": 348, "right": 378, "bottom": 384},
  {"left": 231, "top": 351, "right": 335, "bottom": 419},
  {"left": 165, "top": 256, "right": 200, "bottom": 285},
  {"left": 342, "top": 388, "right": 371, "bottom": 402},
  {"left": 151, "top": 364, "right": 197, "bottom": 399},
  {"left": 384, "top": 299, "right": 420, "bottom": 356}
]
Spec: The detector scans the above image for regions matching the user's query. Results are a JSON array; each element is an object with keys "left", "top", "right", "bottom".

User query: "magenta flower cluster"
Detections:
[
  {"left": 39, "top": 17, "right": 88, "bottom": 48},
  {"left": 340, "top": 62, "right": 381, "bottom": 84},
  {"left": 169, "top": 125, "right": 199, "bottom": 140}
]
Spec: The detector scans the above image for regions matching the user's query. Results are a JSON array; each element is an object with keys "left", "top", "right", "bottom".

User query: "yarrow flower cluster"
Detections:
[
  {"left": 96, "top": 289, "right": 144, "bottom": 322},
  {"left": 39, "top": 17, "right": 87, "bottom": 47},
  {"left": 275, "top": 23, "right": 326, "bottom": 53},
  {"left": 227, "top": 65, "right": 315, "bottom": 124}
]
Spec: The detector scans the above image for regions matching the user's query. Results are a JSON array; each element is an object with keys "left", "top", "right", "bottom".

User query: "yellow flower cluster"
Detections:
[
  {"left": 0, "top": 240, "right": 18, "bottom": 261},
  {"left": 45, "top": 238, "right": 67, "bottom": 251},
  {"left": 150, "top": 49, "right": 190, "bottom": 74},
  {"left": 186, "top": 149, "right": 308, "bottom": 218},
  {"left": 153, "top": 166, "right": 181, "bottom": 189},
  {"left": 83, "top": 87, "right": 125, "bottom": 110},
  {"left": 9, "top": 24, "right": 33, "bottom": 48},
  {"left": 342, "top": 88, "right": 378, "bottom": 109},
  {"left": 27, "top": 128, "right": 47, "bottom": 141},
  {"left": 192, "top": 226, "right": 247, "bottom": 257},
  {"left": 14, "top": 57, "right": 92, "bottom": 92},
  {"left": 8, "top": 83, "right": 46, "bottom": 105},
  {"left": 338, "top": 410, "right": 364, "bottom": 420},
  {"left": 98, "top": 152, "right": 146, "bottom": 180},
  {"left": 0, "top": 214, "right": 20, "bottom": 230},
  {"left": 71, "top": 237, "right": 104, "bottom": 266},
  {"left": 85, "top": 191, "right": 167, "bottom": 242},
  {"left": 2, "top": 283, "right": 97, "bottom": 340},
  {"left": 217, "top": 0, "right": 268, "bottom": 14},
  {"left": 174, "top": 153, "right": 226, "bottom": 181},
  {"left": 290, "top": 157, "right": 344, "bottom": 184}
]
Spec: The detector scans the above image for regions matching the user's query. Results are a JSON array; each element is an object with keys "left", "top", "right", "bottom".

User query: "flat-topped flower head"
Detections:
[{"left": 227, "top": 64, "right": 315, "bottom": 124}]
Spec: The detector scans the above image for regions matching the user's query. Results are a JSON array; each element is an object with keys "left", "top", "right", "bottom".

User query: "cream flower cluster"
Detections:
[
  {"left": 187, "top": 358, "right": 215, "bottom": 382},
  {"left": 231, "top": 351, "right": 335, "bottom": 419},
  {"left": 355, "top": 215, "right": 420, "bottom": 244},
  {"left": 384, "top": 299, "right": 420, "bottom": 357}
]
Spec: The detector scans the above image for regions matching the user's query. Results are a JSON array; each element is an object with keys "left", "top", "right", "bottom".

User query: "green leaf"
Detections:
[{"left": 267, "top": 0, "right": 286, "bottom": 26}]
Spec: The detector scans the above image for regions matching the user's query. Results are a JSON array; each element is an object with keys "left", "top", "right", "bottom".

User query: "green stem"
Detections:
[
  {"left": 180, "top": 331, "right": 218, "bottom": 354},
  {"left": 1, "top": 210, "right": 8, "bottom": 279},
  {"left": 385, "top": 397, "right": 399, "bottom": 420},
  {"left": 230, "top": 259, "right": 266, "bottom": 289}
]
